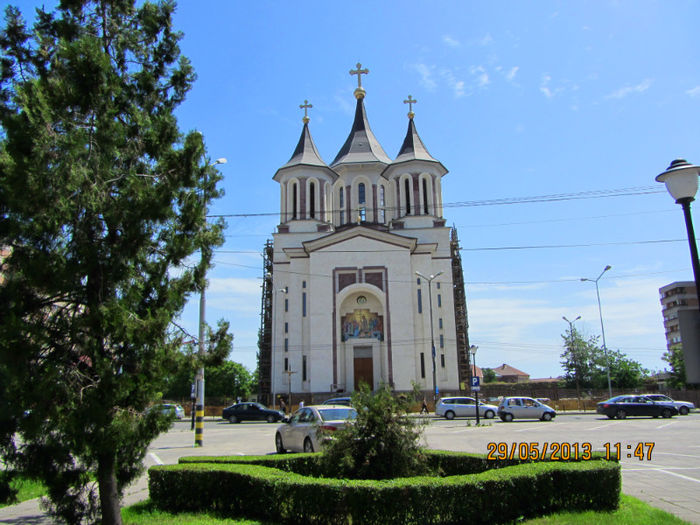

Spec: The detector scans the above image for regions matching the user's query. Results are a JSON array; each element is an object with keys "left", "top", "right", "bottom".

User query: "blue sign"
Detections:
[{"left": 471, "top": 376, "right": 480, "bottom": 387}]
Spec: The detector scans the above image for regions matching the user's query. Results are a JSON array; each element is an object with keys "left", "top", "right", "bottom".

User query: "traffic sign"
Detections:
[
  {"left": 472, "top": 386, "right": 481, "bottom": 392},
  {"left": 471, "top": 376, "right": 480, "bottom": 387}
]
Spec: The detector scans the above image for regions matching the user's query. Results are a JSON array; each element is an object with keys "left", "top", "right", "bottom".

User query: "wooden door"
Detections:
[{"left": 354, "top": 357, "right": 373, "bottom": 391}]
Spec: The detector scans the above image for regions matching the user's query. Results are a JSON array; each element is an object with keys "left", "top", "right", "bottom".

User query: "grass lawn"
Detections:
[
  {"left": 121, "top": 494, "right": 692, "bottom": 525},
  {"left": 0, "top": 477, "right": 46, "bottom": 508}
]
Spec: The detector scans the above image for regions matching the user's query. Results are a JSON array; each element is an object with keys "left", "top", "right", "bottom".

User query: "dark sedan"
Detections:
[
  {"left": 596, "top": 395, "right": 678, "bottom": 419},
  {"left": 222, "top": 402, "right": 284, "bottom": 424}
]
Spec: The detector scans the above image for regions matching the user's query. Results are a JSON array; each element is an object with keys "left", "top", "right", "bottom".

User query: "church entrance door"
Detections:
[{"left": 353, "top": 346, "right": 373, "bottom": 391}]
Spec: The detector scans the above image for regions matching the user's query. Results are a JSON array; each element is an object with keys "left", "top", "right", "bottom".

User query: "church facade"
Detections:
[{"left": 263, "top": 65, "right": 469, "bottom": 401}]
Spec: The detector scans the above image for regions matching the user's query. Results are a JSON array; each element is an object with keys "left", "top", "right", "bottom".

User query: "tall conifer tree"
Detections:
[{"left": 0, "top": 1, "right": 228, "bottom": 522}]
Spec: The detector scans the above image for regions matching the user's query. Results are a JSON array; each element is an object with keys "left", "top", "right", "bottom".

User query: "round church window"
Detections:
[{"left": 357, "top": 295, "right": 367, "bottom": 304}]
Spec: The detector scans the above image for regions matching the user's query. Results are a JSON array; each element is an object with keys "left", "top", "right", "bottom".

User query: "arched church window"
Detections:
[
  {"left": 422, "top": 178, "right": 429, "bottom": 215},
  {"left": 378, "top": 186, "right": 385, "bottom": 223},
  {"left": 309, "top": 181, "right": 316, "bottom": 219},
  {"left": 339, "top": 187, "right": 345, "bottom": 224},
  {"left": 358, "top": 183, "right": 366, "bottom": 204},
  {"left": 292, "top": 182, "right": 298, "bottom": 220},
  {"left": 404, "top": 178, "right": 411, "bottom": 215}
]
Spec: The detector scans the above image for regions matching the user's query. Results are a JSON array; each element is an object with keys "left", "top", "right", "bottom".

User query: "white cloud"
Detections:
[
  {"left": 505, "top": 66, "right": 519, "bottom": 82},
  {"left": 411, "top": 63, "right": 437, "bottom": 91},
  {"left": 334, "top": 93, "right": 354, "bottom": 115},
  {"left": 469, "top": 65, "right": 490, "bottom": 88},
  {"left": 479, "top": 33, "right": 494, "bottom": 46},
  {"left": 686, "top": 86, "right": 700, "bottom": 97},
  {"left": 605, "top": 78, "right": 653, "bottom": 99},
  {"left": 442, "top": 35, "right": 460, "bottom": 47},
  {"left": 440, "top": 69, "right": 466, "bottom": 97},
  {"left": 540, "top": 74, "right": 554, "bottom": 98}
]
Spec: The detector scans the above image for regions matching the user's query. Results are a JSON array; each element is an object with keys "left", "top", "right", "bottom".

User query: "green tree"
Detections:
[
  {"left": 319, "top": 383, "right": 430, "bottom": 480},
  {"left": 662, "top": 344, "right": 686, "bottom": 389},
  {"left": 163, "top": 359, "right": 253, "bottom": 400},
  {"left": 560, "top": 328, "right": 599, "bottom": 390},
  {"left": 0, "top": 2, "right": 229, "bottom": 523},
  {"left": 560, "top": 330, "right": 648, "bottom": 391},
  {"left": 482, "top": 367, "right": 497, "bottom": 383}
]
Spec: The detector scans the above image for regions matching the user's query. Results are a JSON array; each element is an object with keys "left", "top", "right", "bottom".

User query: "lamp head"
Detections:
[{"left": 656, "top": 159, "right": 699, "bottom": 202}]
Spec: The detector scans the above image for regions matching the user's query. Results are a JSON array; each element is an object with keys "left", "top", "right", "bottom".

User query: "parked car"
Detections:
[
  {"left": 321, "top": 397, "right": 352, "bottom": 406},
  {"left": 498, "top": 397, "right": 556, "bottom": 422},
  {"left": 435, "top": 396, "right": 498, "bottom": 419},
  {"left": 222, "top": 402, "right": 284, "bottom": 424},
  {"left": 643, "top": 394, "right": 695, "bottom": 415},
  {"left": 275, "top": 405, "right": 357, "bottom": 453},
  {"left": 596, "top": 395, "right": 678, "bottom": 419},
  {"left": 159, "top": 403, "right": 185, "bottom": 420}
]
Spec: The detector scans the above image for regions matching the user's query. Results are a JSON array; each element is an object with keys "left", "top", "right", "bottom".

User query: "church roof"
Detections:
[
  {"left": 331, "top": 97, "right": 392, "bottom": 167},
  {"left": 393, "top": 117, "right": 440, "bottom": 165},
  {"left": 278, "top": 121, "right": 329, "bottom": 171}
]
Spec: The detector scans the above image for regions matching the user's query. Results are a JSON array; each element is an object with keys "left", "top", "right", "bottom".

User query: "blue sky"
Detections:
[{"left": 13, "top": 1, "right": 700, "bottom": 379}]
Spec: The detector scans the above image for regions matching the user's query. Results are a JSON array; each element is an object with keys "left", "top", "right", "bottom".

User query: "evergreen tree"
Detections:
[{"left": 0, "top": 1, "right": 229, "bottom": 523}]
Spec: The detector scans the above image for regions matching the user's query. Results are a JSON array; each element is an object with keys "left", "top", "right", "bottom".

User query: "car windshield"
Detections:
[{"left": 318, "top": 408, "right": 357, "bottom": 421}]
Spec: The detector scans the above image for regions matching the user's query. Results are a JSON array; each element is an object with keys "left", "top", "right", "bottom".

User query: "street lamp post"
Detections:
[
  {"left": 656, "top": 159, "right": 700, "bottom": 307},
  {"left": 562, "top": 315, "right": 582, "bottom": 408},
  {"left": 194, "top": 157, "right": 227, "bottom": 447},
  {"left": 469, "top": 345, "right": 480, "bottom": 425},
  {"left": 416, "top": 271, "right": 443, "bottom": 402},
  {"left": 581, "top": 266, "right": 612, "bottom": 398}
]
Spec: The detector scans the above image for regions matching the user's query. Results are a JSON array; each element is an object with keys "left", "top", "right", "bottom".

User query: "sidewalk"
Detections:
[{"left": 0, "top": 473, "right": 150, "bottom": 524}]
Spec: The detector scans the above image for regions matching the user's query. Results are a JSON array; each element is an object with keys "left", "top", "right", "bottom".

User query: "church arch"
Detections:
[
  {"left": 418, "top": 173, "right": 435, "bottom": 216},
  {"left": 352, "top": 176, "right": 373, "bottom": 223},
  {"left": 398, "top": 173, "right": 413, "bottom": 218},
  {"left": 286, "top": 177, "right": 301, "bottom": 221},
  {"left": 306, "top": 177, "right": 319, "bottom": 220}
]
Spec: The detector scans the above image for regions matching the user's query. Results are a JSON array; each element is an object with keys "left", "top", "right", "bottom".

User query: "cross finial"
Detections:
[
  {"left": 403, "top": 95, "right": 417, "bottom": 119},
  {"left": 350, "top": 62, "right": 369, "bottom": 99},
  {"left": 299, "top": 99, "right": 313, "bottom": 124}
]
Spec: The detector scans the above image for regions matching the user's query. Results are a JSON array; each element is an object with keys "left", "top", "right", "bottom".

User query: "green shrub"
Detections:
[
  {"left": 149, "top": 452, "right": 620, "bottom": 524},
  {"left": 318, "top": 383, "right": 429, "bottom": 479}
]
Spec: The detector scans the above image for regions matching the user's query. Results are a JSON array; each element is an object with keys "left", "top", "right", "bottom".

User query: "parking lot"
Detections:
[
  {"left": 2, "top": 412, "right": 698, "bottom": 524},
  {"left": 129, "top": 412, "right": 700, "bottom": 523}
]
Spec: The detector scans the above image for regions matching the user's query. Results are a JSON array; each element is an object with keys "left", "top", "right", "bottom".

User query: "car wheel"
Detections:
[
  {"left": 266, "top": 414, "right": 275, "bottom": 423},
  {"left": 484, "top": 410, "right": 495, "bottom": 419},
  {"left": 503, "top": 413, "right": 513, "bottom": 422},
  {"left": 679, "top": 406, "right": 689, "bottom": 416},
  {"left": 275, "top": 433, "right": 286, "bottom": 454},
  {"left": 616, "top": 410, "right": 627, "bottom": 420},
  {"left": 228, "top": 415, "right": 238, "bottom": 424},
  {"left": 303, "top": 437, "right": 314, "bottom": 453},
  {"left": 661, "top": 408, "right": 672, "bottom": 419},
  {"left": 541, "top": 412, "right": 553, "bottom": 421},
  {"left": 445, "top": 410, "right": 455, "bottom": 420}
]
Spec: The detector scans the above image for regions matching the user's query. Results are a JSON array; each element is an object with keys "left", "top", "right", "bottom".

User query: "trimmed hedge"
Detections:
[{"left": 149, "top": 451, "right": 620, "bottom": 524}]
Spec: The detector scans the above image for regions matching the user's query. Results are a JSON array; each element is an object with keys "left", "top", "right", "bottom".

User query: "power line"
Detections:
[{"left": 208, "top": 185, "right": 665, "bottom": 219}]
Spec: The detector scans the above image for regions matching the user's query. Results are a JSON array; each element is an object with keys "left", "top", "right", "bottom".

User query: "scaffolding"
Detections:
[
  {"left": 257, "top": 239, "right": 273, "bottom": 406},
  {"left": 450, "top": 227, "right": 472, "bottom": 391}
]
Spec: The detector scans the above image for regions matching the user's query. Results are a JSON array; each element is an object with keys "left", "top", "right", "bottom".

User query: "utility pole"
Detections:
[
  {"left": 194, "top": 157, "right": 227, "bottom": 447},
  {"left": 563, "top": 316, "right": 582, "bottom": 410},
  {"left": 283, "top": 369, "right": 297, "bottom": 410}
]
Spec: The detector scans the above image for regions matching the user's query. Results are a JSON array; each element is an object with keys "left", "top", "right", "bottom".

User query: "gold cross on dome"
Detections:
[
  {"left": 299, "top": 99, "right": 313, "bottom": 123},
  {"left": 403, "top": 95, "right": 417, "bottom": 118},
  {"left": 350, "top": 62, "right": 369, "bottom": 89}
]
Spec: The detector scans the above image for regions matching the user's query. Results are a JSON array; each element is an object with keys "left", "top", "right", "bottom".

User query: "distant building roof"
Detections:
[{"left": 492, "top": 363, "right": 529, "bottom": 378}]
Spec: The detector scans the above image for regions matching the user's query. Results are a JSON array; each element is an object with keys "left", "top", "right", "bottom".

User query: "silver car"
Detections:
[
  {"left": 275, "top": 405, "right": 357, "bottom": 453},
  {"left": 498, "top": 396, "right": 556, "bottom": 422},
  {"left": 644, "top": 394, "right": 695, "bottom": 415},
  {"left": 435, "top": 397, "right": 498, "bottom": 419}
]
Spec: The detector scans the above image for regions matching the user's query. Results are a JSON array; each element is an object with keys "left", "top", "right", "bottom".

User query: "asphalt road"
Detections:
[{"left": 2, "top": 412, "right": 699, "bottom": 523}]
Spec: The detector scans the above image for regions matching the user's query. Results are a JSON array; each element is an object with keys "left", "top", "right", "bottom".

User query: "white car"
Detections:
[
  {"left": 275, "top": 405, "right": 357, "bottom": 453},
  {"left": 644, "top": 394, "right": 695, "bottom": 415},
  {"left": 435, "top": 396, "right": 498, "bottom": 420},
  {"left": 498, "top": 397, "right": 556, "bottom": 422}
]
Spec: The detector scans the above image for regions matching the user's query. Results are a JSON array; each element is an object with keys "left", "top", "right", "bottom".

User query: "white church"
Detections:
[{"left": 260, "top": 64, "right": 470, "bottom": 403}]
